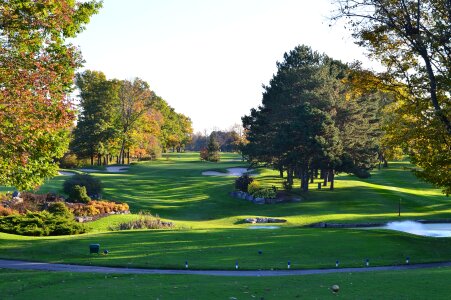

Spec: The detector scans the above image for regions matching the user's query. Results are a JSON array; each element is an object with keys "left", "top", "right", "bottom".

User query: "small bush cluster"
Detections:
[
  {"left": 67, "top": 201, "right": 129, "bottom": 217},
  {"left": 199, "top": 148, "right": 209, "bottom": 161},
  {"left": 247, "top": 181, "right": 261, "bottom": 195},
  {"left": 47, "top": 202, "right": 73, "bottom": 219},
  {"left": 69, "top": 185, "right": 91, "bottom": 203},
  {"left": 59, "top": 152, "right": 80, "bottom": 169},
  {"left": 252, "top": 187, "right": 277, "bottom": 199},
  {"left": 352, "top": 167, "right": 371, "bottom": 179},
  {"left": 113, "top": 212, "right": 173, "bottom": 230},
  {"left": 235, "top": 174, "right": 254, "bottom": 192},
  {"left": 0, "top": 206, "right": 19, "bottom": 216},
  {"left": 282, "top": 180, "right": 293, "bottom": 192},
  {"left": 63, "top": 174, "right": 102, "bottom": 200},
  {"left": 0, "top": 211, "right": 86, "bottom": 236},
  {"left": 246, "top": 180, "right": 277, "bottom": 199}
]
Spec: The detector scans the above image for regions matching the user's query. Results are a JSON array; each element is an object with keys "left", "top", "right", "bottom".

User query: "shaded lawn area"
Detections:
[
  {"left": 2, "top": 267, "right": 451, "bottom": 299},
  {"left": 0, "top": 227, "right": 450, "bottom": 270}
]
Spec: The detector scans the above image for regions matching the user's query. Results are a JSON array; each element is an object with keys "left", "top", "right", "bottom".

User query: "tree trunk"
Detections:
[
  {"left": 383, "top": 159, "right": 388, "bottom": 168},
  {"left": 323, "top": 170, "right": 328, "bottom": 187},
  {"left": 127, "top": 150, "right": 130, "bottom": 165},
  {"left": 119, "top": 138, "right": 126, "bottom": 165},
  {"left": 329, "top": 170, "right": 335, "bottom": 191},
  {"left": 300, "top": 168, "right": 309, "bottom": 192},
  {"left": 287, "top": 166, "right": 294, "bottom": 186},
  {"left": 279, "top": 168, "right": 284, "bottom": 178},
  {"left": 418, "top": 46, "right": 451, "bottom": 134},
  {"left": 90, "top": 154, "right": 94, "bottom": 166}
]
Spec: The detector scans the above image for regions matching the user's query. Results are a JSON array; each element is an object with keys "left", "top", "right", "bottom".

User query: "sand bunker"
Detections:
[
  {"left": 58, "top": 171, "right": 75, "bottom": 176},
  {"left": 105, "top": 166, "right": 129, "bottom": 173},
  {"left": 202, "top": 167, "right": 253, "bottom": 176},
  {"left": 78, "top": 166, "right": 129, "bottom": 173}
]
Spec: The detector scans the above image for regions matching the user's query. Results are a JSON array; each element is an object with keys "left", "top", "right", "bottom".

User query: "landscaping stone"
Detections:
[
  {"left": 245, "top": 194, "right": 254, "bottom": 201},
  {"left": 244, "top": 217, "right": 287, "bottom": 223},
  {"left": 253, "top": 198, "right": 265, "bottom": 204}
]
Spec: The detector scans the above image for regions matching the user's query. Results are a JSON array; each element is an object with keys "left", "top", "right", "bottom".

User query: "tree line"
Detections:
[{"left": 70, "top": 70, "right": 193, "bottom": 166}]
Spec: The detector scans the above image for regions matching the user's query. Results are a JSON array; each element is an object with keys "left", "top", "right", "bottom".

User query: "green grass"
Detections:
[
  {"left": 0, "top": 227, "right": 450, "bottom": 270},
  {"left": 36, "top": 153, "right": 451, "bottom": 230},
  {"left": 1, "top": 152, "right": 450, "bottom": 271},
  {"left": 2, "top": 267, "right": 451, "bottom": 299}
]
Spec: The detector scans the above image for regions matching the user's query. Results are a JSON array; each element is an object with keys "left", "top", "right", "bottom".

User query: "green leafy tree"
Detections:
[
  {"left": 205, "top": 134, "right": 221, "bottom": 162},
  {"left": 117, "top": 78, "right": 155, "bottom": 164},
  {"left": 332, "top": 0, "right": 451, "bottom": 194},
  {"left": 72, "top": 70, "right": 119, "bottom": 165},
  {"left": 243, "top": 45, "right": 382, "bottom": 192},
  {"left": 0, "top": 0, "right": 101, "bottom": 190}
]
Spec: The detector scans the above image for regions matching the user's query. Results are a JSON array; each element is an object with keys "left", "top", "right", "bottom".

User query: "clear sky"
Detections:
[{"left": 72, "top": 0, "right": 376, "bottom": 133}]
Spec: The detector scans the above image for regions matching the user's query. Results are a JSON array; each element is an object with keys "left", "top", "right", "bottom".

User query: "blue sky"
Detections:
[{"left": 72, "top": 0, "right": 378, "bottom": 132}]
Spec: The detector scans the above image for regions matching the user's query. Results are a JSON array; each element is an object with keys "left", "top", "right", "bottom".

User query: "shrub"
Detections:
[
  {"left": 68, "top": 185, "right": 91, "bottom": 203},
  {"left": 0, "top": 206, "right": 19, "bottom": 216},
  {"left": 282, "top": 180, "right": 293, "bottom": 192},
  {"left": 199, "top": 148, "right": 209, "bottom": 161},
  {"left": 235, "top": 174, "right": 254, "bottom": 192},
  {"left": 63, "top": 174, "right": 102, "bottom": 199},
  {"left": 0, "top": 211, "right": 86, "bottom": 236},
  {"left": 252, "top": 187, "right": 277, "bottom": 199},
  {"left": 59, "top": 152, "right": 79, "bottom": 169},
  {"left": 47, "top": 202, "right": 73, "bottom": 219},
  {"left": 112, "top": 211, "right": 173, "bottom": 230},
  {"left": 67, "top": 200, "right": 129, "bottom": 217},
  {"left": 352, "top": 168, "right": 371, "bottom": 179},
  {"left": 247, "top": 181, "right": 261, "bottom": 196}
]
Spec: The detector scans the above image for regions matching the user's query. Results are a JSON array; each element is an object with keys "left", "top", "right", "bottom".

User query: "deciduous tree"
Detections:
[{"left": 0, "top": 0, "right": 101, "bottom": 189}]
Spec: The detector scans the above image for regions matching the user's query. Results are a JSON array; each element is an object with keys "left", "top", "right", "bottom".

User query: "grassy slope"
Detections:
[
  {"left": 0, "top": 153, "right": 450, "bottom": 270},
  {"left": 37, "top": 152, "right": 451, "bottom": 231},
  {"left": 2, "top": 267, "right": 451, "bottom": 299}
]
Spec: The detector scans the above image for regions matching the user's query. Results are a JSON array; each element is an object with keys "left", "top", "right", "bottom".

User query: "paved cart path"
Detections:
[{"left": 1, "top": 259, "right": 451, "bottom": 277}]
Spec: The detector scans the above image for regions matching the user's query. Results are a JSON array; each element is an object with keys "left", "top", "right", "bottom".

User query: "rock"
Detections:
[
  {"left": 244, "top": 217, "right": 286, "bottom": 223},
  {"left": 244, "top": 218, "right": 257, "bottom": 224},
  {"left": 267, "top": 218, "right": 286, "bottom": 223},
  {"left": 253, "top": 198, "right": 265, "bottom": 204},
  {"left": 245, "top": 194, "right": 254, "bottom": 201},
  {"left": 310, "top": 222, "right": 326, "bottom": 228},
  {"left": 75, "top": 216, "right": 93, "bottom": 223},
  {"left": 230, "top": 191, "right": 239, "bottom": 198}
]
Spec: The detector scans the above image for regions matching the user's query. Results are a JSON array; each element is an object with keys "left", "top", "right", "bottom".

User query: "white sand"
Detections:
[
  {"left": 78, "top": 166, "right": 129, "bottom": 173},
  {"left": 202, "top": 168, "right": 253, "bottom": 177},
  {"left": 79, "top": 168, "right": 99, "bottom": 172},
  {"left": 106, "top": 166, "right": 129, "bottom": 173},
  {"left": 58, "top": 171, "right": 76, "bottom": 176}
]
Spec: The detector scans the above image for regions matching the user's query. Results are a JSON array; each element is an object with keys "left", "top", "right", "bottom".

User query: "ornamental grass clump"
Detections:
[{"left": 113, "top": 211, "right": 173, "bottom": 231}]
